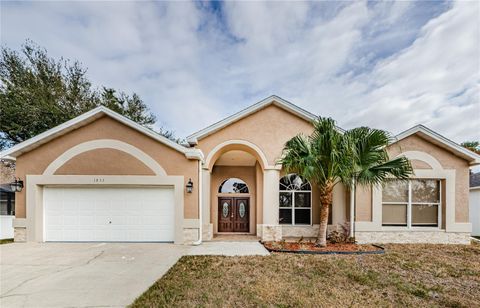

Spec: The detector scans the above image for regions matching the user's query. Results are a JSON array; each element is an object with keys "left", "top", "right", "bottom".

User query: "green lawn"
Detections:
[{"left": 131, "top": 244, "right": 480, "bottom": 307}]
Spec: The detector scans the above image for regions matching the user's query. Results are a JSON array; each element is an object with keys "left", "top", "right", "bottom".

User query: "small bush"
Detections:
[{"left": 327, "top": 223, "right": 355, "bottom": 244}]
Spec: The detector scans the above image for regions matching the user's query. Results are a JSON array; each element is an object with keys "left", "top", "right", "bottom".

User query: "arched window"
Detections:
[
  {"left": 218, "top": 178, "right": 249, "bottom": 194},
  {"left": 279, "top": 174, "right": 311, "bottom": 225}
]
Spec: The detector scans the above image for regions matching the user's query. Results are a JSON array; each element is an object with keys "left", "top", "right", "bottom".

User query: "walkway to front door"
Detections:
[{"left": 218, "top": 197, "right": 249, "bottom": 232}]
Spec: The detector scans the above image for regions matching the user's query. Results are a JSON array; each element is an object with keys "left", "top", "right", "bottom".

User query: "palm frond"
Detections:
[{"left": 346, "top": 127, "right": 413, "bottom": 187}]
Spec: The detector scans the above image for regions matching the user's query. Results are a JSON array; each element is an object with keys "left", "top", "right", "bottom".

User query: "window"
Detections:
[
  {"left": 279, "top": 174, "right": 311, "bottom": 225},
  {"left": 382, "top": 179, "right": 440, "bottom": 228},
  {"left": 0, "top": 190, "right": 15, "bottom": 216},
  {"left": 218, "top": 178, "right": 249, "bottom": 194}
]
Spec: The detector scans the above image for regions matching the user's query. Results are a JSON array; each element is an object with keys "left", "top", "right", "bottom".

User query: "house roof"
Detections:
[
  {"left": 186, "top": 95, "right": 327, "bottom": 145},
  {"left": 394, "top": 124, "right": 480, "bottom": 165},
  {"left": 471, "top": 172, "right": 480, "bottom": 189},
  {"left": 0, "top": 106, "right": 202, "bottom": 160},
  {"left": 2, "top": 97, "right": 477, "bottom": 167}
]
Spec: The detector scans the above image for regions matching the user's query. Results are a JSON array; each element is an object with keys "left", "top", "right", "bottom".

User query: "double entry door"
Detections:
[{"left": 218, "top": 197, "right": 249, "bottom": 232}]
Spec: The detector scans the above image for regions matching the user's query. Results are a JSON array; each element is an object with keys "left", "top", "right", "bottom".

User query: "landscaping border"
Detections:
[{"left": 262, "top": 243, "right": 385, "bottom": 255}]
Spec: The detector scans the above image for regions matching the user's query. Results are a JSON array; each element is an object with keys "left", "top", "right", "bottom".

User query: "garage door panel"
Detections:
[
  {"left": 77, "top": 216, "right": 94, "bottom": 225},
  {"left": 78, "top": 230, "right": 95, "bottom": 241},
  {"left": 63, "top": 216, "right": 79, "bottom": 226},
  {"left": 46, "top": 232, "right": 63, "bottom": 241},
  {"left": 44, "top": 187, "right": 175, "bottom": 242},
  {"left": 46, "top": 215, "right": 63, "bottom": 227}
]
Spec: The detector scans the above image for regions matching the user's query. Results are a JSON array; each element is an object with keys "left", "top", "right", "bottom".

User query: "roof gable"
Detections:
[
  {"left": 0, "top": 106, "right": 202, "bottom": 160},
  {"left": 187, "top": 95, "right": 318, "bottom": 144},
  {"left": 394, "top": 125, "right": 480, "bottom": 165}
]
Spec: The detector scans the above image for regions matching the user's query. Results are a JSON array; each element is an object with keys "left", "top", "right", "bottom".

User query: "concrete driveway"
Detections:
[{"left": 0, "top": 242, "right": 188, "bottom": 308}]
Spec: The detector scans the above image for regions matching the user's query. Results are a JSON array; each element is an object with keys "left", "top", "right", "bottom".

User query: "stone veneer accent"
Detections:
[
  {"left": 355, "top": 231, "right": 471, "bottom": 245},
  {"left": 183, "top": 228, "right": 199, "bottom": 244},
  {"left": 261, "top": 225, "right": 282, "bottom": 241},
  {"left": 14, "top": 227, "right": 26, "bottom": 242},
  {"left": 282, "top": 224, "right": 343, "bottom": 238}
]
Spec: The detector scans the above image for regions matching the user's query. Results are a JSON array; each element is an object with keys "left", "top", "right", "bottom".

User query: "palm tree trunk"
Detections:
[{"left": 315, "top": 183, "right": 334, "bottom": 247}]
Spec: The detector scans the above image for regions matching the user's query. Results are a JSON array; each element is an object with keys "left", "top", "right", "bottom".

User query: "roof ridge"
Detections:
[
  {"left": 187, "top": 95, "right": 319, "bottom": 144},
  {"left": 394, "top": 124, "right": 480, "bottom": 165}
]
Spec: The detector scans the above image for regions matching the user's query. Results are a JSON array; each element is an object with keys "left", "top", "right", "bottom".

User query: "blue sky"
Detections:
[{"left": 1, "top": 1, "right": 479, "bottom": 142}]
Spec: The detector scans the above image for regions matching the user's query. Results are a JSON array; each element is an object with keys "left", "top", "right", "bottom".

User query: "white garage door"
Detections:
[{"left": 44, "top": 187, "right": 175, "bottom": 242}]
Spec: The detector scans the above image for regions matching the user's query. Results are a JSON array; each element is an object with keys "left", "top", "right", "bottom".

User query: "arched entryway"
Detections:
[{"left": 206, "top": 142, "right": 267, "bottom": 236}]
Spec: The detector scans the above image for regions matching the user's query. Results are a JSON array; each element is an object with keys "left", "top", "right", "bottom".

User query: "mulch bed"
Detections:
[{"left": 262, "top": 241, "right": 384, "bottom": 255}]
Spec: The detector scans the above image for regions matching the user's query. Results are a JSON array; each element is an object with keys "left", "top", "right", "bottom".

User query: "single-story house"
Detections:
[
  {"left": 1, "top": 96, "right": 479, "bottom": 244},
  {"left": 469, "top": 172, "right": 480, "bottom": 237}
]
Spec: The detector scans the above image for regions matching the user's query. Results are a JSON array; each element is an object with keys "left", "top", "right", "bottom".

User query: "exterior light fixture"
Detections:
[
  {"left": 186, "top": 178, "right": 193, "bottom": 193},
  {"left": 9, "top": 178, "right": 24, "bottom": 192}
]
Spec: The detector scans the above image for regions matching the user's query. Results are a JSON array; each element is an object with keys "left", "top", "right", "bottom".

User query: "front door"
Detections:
[{"left": 218, "top": 197, "right": 249, "bottom": 232}]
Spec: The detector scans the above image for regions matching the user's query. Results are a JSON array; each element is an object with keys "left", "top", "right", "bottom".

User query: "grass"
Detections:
[
  {"left": 0, "top": 238, "right": 14, "bottom": 245},
  {"left": 131, "top": 244, "right": 480, "bottom": 307}
]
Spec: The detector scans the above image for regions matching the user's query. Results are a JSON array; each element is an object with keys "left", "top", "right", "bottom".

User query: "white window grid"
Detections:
[
  {"left": 279, "top": 189, "right": 312, "bottom": 226},
  {"left": 382, "top": 179, "right": 442, "bottom": 229}
]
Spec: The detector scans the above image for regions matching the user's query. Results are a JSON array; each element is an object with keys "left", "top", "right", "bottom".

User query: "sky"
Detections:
[{"left": 1, "top": 0, "right": 479, "bottom": 143}]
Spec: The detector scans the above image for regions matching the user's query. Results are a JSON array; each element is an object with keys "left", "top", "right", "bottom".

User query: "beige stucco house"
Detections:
[{"left": 1, "top": 96, "right": 479, "bottom": 245}]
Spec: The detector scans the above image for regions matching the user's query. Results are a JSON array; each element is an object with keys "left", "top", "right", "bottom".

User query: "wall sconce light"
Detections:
[
  {"left": 9, "top": 178, "right": 24, "bottom": 192},
  {"left": 186, "top": 178, "right": 193, "bottom": 193}
]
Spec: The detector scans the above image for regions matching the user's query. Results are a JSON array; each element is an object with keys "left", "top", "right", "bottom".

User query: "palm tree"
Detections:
[{"left": 279, "top": 118, "right": 412, "bottom": 247}]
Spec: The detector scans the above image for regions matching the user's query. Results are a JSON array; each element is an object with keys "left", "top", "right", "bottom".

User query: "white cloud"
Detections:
[
  {"left": 1, "top": 1, "right": 478, "bottom": 142},
  {"left": 339, "top": 1, "right": 479, "bottom": 139}
]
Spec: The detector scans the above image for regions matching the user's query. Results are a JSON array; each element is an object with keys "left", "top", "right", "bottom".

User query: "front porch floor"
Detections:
[{"left": 211, "top": 234, "right": 260, "bottom": 242}]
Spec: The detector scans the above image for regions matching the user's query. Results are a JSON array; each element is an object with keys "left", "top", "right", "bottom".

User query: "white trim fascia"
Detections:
[
  {"left": 185, "top": 148, "right": 204, "bottom": 161},
  {"left": 101, "top": 107, "right": 189, "bottom": 154},
  {"left": 0, "top": 106, "right": 192, "bottom": 159},
  {"left": 394, "top": 124, "right": 480, "bottom": 165},
  {"left": 187, "top": 95, "right": 342, "bottom": 144},
  {"left": 0, "top": 155, "right": 16, "bottom": 161}
]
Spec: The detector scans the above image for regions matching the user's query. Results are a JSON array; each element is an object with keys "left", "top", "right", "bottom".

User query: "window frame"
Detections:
[
  {"left": 381, "top": 179, "right": 442, "bottom": 230},
  {"left": 218, "top": 178, "right": 250, "bottom": 194},
  {"left": 0, "top": 191, "right": 15, "bottom": 216},
  {"left": 279, "top": 174, "right": 312, "bottom": 226}
]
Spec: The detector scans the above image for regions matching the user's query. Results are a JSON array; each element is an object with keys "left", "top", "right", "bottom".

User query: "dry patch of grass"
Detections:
[{"left": 131, "top": 244, "right": 480, "bottom": 307}]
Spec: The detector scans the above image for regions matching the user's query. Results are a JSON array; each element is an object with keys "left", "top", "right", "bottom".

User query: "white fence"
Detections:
[
  {"left": 0, "top": 215, "right": 14, "bottom": 239},
  {"left": 470, "top": 189, "right": 480, "bottom": 236}
]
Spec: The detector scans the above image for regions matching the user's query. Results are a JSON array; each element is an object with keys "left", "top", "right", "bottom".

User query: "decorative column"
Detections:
[
  {"left": 202, "top": 168, "right": 213, "bottom": 240},
  {"left": 262, "top": 169, "right": 282, "bottom": 241}
]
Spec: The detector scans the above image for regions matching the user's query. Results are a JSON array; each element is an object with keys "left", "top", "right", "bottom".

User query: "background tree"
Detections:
[
  {"left": 0, "top": 41, "right": 177, "bottom": 150},
  {"left": 461, "top": 141, "right": 480, "bottom": 155},
  {"left": 0, "top": 159, "right": 15, "bottom": 183},
  {"left": 279, "top": 118, "right": 412, "bottom": 247}
]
